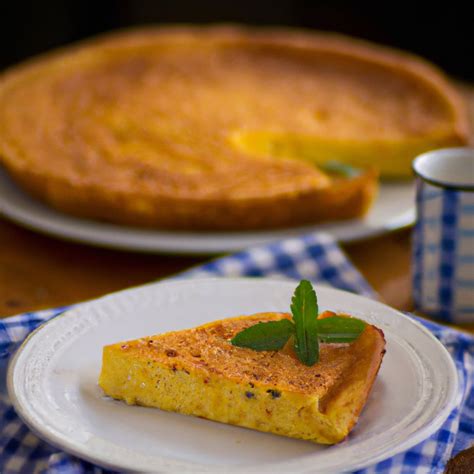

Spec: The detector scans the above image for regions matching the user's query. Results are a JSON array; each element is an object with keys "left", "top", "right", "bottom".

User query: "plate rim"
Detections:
[
  {"left": 7, "top": 278, "right": 458, "bottom": 473},
  {"left": 0, "top": 168, "right": 415, "bottom": 255}
]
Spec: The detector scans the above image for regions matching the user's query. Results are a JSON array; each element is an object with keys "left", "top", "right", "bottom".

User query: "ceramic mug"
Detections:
[{"left": 413, "top": 147, "right": 474, "bottom": 324}]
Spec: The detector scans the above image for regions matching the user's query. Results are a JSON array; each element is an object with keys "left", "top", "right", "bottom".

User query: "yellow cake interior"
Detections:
[{"left": 231, "top": 130, "right": 458, "bottom": 178}]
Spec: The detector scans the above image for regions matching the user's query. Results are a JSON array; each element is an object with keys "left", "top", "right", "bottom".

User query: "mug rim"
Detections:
[{"left": 412, "top": 147, "right": 474, "bottom": 192}]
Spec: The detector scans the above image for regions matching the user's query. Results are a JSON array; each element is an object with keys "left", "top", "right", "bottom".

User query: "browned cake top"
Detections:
[
  {"left": 116, "top": 312, "right": 385, "bottom": 397},
  {"left": 0, "top": 26, "right": 465, "bottom": 199}
]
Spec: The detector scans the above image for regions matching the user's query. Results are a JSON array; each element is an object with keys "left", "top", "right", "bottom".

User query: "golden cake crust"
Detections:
[
  {"left": 0, "top": 26, "right": 467, "bottom": 229},
  {"left": 113, "top": 312, "right": 384, "bottom": 397}
]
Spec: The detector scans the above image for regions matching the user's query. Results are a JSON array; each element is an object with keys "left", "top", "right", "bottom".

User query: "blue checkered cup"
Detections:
[{"left": 413, "top": 148, "right": 474, "bottom": 324}]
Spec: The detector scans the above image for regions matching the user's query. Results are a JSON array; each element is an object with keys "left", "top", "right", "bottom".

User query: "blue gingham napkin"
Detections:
[{"left": 1, "top": 232, "right": 473, "bottom": 474}]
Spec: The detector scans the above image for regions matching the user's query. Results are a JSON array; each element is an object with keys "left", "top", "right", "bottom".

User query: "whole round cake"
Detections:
[{"left": 0, "top": 26, "right": 468, "bottom": 230}]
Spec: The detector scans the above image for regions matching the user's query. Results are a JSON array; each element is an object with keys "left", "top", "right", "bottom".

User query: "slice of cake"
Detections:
[{"left": 99, "top": 312, "right": 385, "bottom": 444}]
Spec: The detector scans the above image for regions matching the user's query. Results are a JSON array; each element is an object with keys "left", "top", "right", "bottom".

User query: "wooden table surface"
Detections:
[
  {"left": 2, "top": 84, "right": 473, "bottom": 320},
  {"left": 0, "top": 217, "right": 414, "bottom": 318}
]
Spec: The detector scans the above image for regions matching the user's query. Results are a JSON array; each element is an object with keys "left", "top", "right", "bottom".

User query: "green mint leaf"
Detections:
[
  {"left": 231, "top": 319, "right": 295, "bottom": 351},
  {"left": 290, "top": 280, "right": 319, "bottom": 366},
  {"left": 320, "top": 160, "right": 361, "bottom": 178},
  {"left": 316, "top": 316, "right": 366, "bottom": 343}
]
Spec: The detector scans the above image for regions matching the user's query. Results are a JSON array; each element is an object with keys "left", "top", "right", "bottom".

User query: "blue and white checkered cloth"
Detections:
[{"left": 1, "top": 232, "right": 473, "bottom": 473}]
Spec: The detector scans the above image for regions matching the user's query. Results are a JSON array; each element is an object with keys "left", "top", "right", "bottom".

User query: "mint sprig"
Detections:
[
  {"left": 230, "top": 319, "right": 294, "bottom": 351},
  {"left": 231, "top": 280, "right": 366, "bottom": 366},
  {"left": 291, "top": 280, "right": 319, "bottom": 366},
  {"left": 320, "top": 160, "right": 361, "bottom": 178},
  {"left": 317, "top": 316, "right": 366, "bottom": 343}
]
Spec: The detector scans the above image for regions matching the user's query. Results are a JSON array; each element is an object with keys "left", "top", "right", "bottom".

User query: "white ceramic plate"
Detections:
[
  {"left": 8, "top": 278, "right": 457, "bottom": 473},
  {"left": 0, "top": 168, "right": 414, "bottom": 254}
]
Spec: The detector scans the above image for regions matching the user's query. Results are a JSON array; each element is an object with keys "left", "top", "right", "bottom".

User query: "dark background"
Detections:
[{"left": 1, "top": 1, "right": 473, "bottom": 81}]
